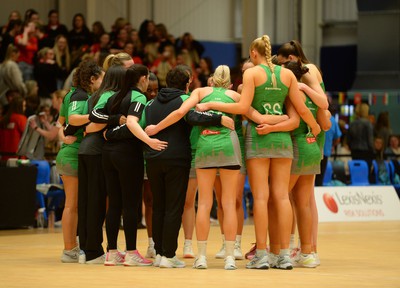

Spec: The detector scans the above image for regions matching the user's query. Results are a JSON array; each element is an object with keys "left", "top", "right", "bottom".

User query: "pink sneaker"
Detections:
[
  {"left": 245, "top": 243, "right": 256, "bottom": 260},
  {"left": 104, "top": 251, "right": 125, "bottom": 266},
  {"left": 124, "top": 250, "right": 153, "bottom": 266}
]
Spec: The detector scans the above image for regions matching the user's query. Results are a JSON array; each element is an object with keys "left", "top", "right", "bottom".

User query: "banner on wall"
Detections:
[{"left": 315, "top": 186, "right": 400, "bottom": 222}]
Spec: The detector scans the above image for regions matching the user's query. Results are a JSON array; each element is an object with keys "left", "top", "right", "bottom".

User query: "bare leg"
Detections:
[
  {"left": 182, "top": 178, "right": 198, "bottom": 240},
  {"left": 247, "top": 158, "right": 270, "bottom": 250},
  {"left": 236, "top": 173, "right": 245, "bottom": 236},
  {"left": 292, "top": 175, "right": 314, "bottom": 254},
  {"left": 195, "top": 169, "right": 217, "bottom": 241},
  {"left": 214, "top": 176, "right": 223, "bottom": 234},
  {"left": 269, "top": 158, "right": 292, "bottom": 251},
  {"left": 61, "top": 175, "right": 78, "bottom": 250},
  {"left": 219, "top": 169, "right": 239, "bottom": 242},
  {"left": 310, "top": 181, "right": 318, "bottom": 253}
]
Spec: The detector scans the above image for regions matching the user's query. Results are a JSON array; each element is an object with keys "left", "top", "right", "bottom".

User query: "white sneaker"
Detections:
[
  {"left": 78, "top": 250, "right": 86, "bottom": 264},
  {"left": 293, "top": 253, "right": 318, "bottom": 268},
  {"left": 153, "top": 254, "right": 162, "bottom": 267},
  {"left": 313, "top": 252, "right": 321, "bottom": 266},
  {"left": 183, "top": 243, "right": 195, "bottom": 258},
  {"left": 270, "top": 253, "right": 293, "bottom": 270},
  {"left": 224, "top": 255, "right": 237, "bottom": 270},
  {"left": 159, "top": 256, "right": 186, "bottom": 268},
  {"left": 60, "top": 246, "right": 80, "bottom": 263},
  {"left": 234, "top": 242, "right": 244, "bottom": 260},
  {"left": 246, "top": 254, "right": 269, "bottom": 269},
  {"left": 86, "top": 254, "right": 106, "bottom": 264},
  {"left": 215, "top": 243, "right": 225, "bottom": 259},
  {"left": 146, "top": 245, "right": 156, "bottom": 258},
  {"left": 193, "top": 255, "right": 208, "bottom": 269}
]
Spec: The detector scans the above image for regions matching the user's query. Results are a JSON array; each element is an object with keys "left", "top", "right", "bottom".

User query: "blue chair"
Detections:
[
  {"left": 323, "top": 160, "right": 333, "bottom": 186},
  {"left": 348, "top": 160, "right": 370, "bottom": 186},
  {"left": 372, "top": 160, "right": 391, "bottom": 185},
  {"left": 30, "top": 160, "right": 64, "bottom": 227},
  {"left": 242, "top": 175, "right": 252, "bottom": 219}
]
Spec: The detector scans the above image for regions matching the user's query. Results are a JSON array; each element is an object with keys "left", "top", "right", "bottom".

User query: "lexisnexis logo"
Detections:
[{"left": 323, "top": 193, "right": 338, "bottom": 213}]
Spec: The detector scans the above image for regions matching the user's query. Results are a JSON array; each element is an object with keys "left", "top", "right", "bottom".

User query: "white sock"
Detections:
[
  {"left": 279, "top": 249, "right": 290, "bottom": 256},
  {"left": 255, "top": 249, "right": 267, "bottom": 257},
  {"left": 184, "top": 239, "right": 192, "bottom": 246},
  {"left": 235, "top": 235, "right": 242, "bottom": 246},
  {"left": 289, "top": 234, "right": 295, "bottom": 249},
  {"left": 197, "top": 241, "right": 207, "bottom": 256},
  {"left": 225, "top": 241, "right": 235, "bottom": 257},
  {"left": 148, "top": 237, "right": 154, "bottom": 246},
  {"left": 221, "top": 234, "right": 225, "bottom": 244}
]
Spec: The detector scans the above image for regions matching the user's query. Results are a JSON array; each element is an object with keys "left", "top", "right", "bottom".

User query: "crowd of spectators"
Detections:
[{"left": 0, "top": 8, "right": 214, "bottom": 159}]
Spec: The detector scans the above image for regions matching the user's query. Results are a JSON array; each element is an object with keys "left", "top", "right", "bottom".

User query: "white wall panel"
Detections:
[
  {"left": 87, "top": 0, "right": 127, "bottom": 32},
  {"left": 324, "top": 0, "right": 357, "bottom": 22},
  {"left": 153, "top": 0, "right": 235, "bottom": 42}
]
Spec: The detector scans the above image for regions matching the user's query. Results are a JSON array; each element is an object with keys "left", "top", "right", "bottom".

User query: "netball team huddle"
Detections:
[{"left": 56, "top": 35, "right": 330, "bottom": 270}]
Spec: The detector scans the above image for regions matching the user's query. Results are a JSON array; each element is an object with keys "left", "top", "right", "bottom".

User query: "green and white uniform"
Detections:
[
  {"left": 235, "top": 116, "right": 246, "bottom": 174},
  {"left": 291, "top": 95, "right": 321, "bottom": 174},
  {"left": 56, "top": 87, "right": 88, "bottom": 176},
  {"left": 245, "top": 65, "right": 293, "bottom": 159},
  {"left": 195, "top": 87, "right": 241, "bottom": 168}
]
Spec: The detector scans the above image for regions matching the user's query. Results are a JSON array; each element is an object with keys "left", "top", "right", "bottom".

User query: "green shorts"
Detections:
[{"left": 56, "top": 145, "right": 79, "bottom": 177}]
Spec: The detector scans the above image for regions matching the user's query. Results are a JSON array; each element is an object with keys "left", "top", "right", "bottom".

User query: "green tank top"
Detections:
[
  {"left": 252, "top": 65, "right": 288, "bottom": 116},
  {"left": 293, "top": 94, "right": 318, "bottom": 137}
]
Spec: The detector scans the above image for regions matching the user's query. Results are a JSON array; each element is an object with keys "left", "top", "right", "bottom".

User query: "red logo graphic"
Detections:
[{"left": 323, "top": 193, "right": 339, "bottom": 213}]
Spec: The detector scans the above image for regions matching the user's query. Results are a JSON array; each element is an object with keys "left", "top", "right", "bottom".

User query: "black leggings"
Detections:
[
  {"left": 78, "top": 154, "right": 107, "bottom": 260},
  {"left": 102, "top": 148, "right": 144, "bottom": 251}
]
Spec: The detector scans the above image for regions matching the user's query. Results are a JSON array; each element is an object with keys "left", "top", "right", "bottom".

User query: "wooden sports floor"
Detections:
[{"left": 0, "top": 221, "right": 399, "bottom": 288}]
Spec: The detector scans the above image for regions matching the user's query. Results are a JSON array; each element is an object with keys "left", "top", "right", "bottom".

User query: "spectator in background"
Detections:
[
  {"left": 197, "top": 57, "right": 213, "bottom": 87},
  {"left": 129, "top": 29, "right": 144, "bottom": 58},
  {"left": 92, "top": 33, "right": 111, "bottom": 66},
  {"left": 123, "top": 42, "right": 143, "bottom": 64},
  {"left": 24, "top": 9, "right": 41, "bottom": 24},
  {"left": 373, "top": 136, "right": 385, "bottom": 161},
  {"left": 0, "top": 44, "right": 27, "bottom": 106},
  {"left": 374, "top": 111, "right": 392, "bottom": 150},
  {"left": 45, "top": 9, "right": 68, "bottom": 47},
  {"left": 109, "top": 17, "right": 128, "bottom": 42},
  {"left": 0, "top": 19, "right": 23, "bottom": 62},
  {"left": 24, "top": 79, "right": 39, "bottom": 117},
  {"left": 138, "top": 19, "right": 156, "bottom": 45},
  {"left": 0, "top": 96, "right": 27, "bottom": 160},
  {"left": 15, "top": 21, "right": 38, "bottom": 81},
  {"left": 1, "top": 10, "right": 22, "bottom": 35},
  {"left": 347, "top": 103, "right": 375, "bottom": 182},
  {"left": 91, "top": 21, "right": 106, "bottom": 45},
  {"left": 110, "top": 28, "right": 128, "bottom": 54},
  {"left": 385, "top": 135, "right": 400, "bottom": 160},
  {"left": 68, "top": 13, "right": 92, "bottom": 68},
  {"left": 315, "top": 99, "right": 341, "bottom": 186},
  {"left": 35, "top": 23, "right": 53, "bottom": 50},
  {"left": 154, "top": 23, "right": 173, "bottom": 54},
  {"left": 34, "top": 47, "right": 62, "bottom": 106},
  {"left": 151, "top": 44, "right": 176, "bottom": 88},
  {"left": 175, "top": 32, "right": 204, "bottom": 68},
  {"left": 53, "top": 35, "right": 71, "bottom": 88}
]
